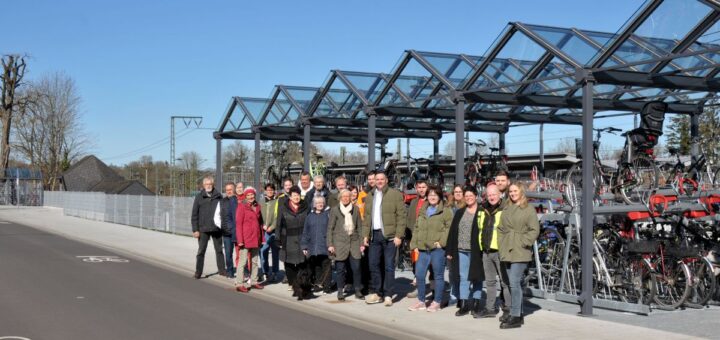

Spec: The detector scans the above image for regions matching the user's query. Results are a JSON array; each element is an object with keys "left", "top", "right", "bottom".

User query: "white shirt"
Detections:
[{"left": 372, "top": 188, "right": 384, "bottom": 231}]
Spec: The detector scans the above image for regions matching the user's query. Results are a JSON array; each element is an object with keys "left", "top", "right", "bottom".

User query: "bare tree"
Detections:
[
  {"left": 552, "top": 137, "right": 577, "bottom": 154},
  {"left": 222, "top": 140, "right": 251, "bottom": 172},
  {"left": 13, "top": 72, "right": 89, "bottom": 189},
  {"left": 0, "top": 54, "right": 28, "bottom": 173}
]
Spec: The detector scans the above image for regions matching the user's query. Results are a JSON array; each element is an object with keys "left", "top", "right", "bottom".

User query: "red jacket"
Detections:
[{"left": 235, "top": 201, "right": 263, "bottom": 249}]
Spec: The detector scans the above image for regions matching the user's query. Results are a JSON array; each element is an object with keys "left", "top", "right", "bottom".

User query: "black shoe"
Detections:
[
  {"left": 282, "top": 276, "right": 289, "bottom": 284},
  {"left": 312, "top": 285, "right": 323, "bottom": 293},
  {"left": 500, "top": 316, "right": 523, "bottom": 329},
  {"left": 456, "top": 300, "right": 461, "bottom": 308},
  {"left": 470, "top": 299, "right": 483, "bottom": 318},
  {"left": 337, "top": 292, "right": 345, "bottom": 301},
  {"left": 355, "top": 291, "right": 364, "bottom": 300},
  {"left": 499, "top": 309, "right": 511, "bottom": 323},
  {"left": 455, "top": 300, "right": 471, "bottom": 317},
  {"left": 193, "top": 273, "right": 202, "bottom": 279},
  {"left": 475, "top": 308, "right": 498, "bottom": 319}
]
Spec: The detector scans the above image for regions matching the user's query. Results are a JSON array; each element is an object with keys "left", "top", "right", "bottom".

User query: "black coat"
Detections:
[
  {"left": 446, "top": 207, "right": 485, "bottom": 283},
  {"left": 277, "top": 198, "right": 310, "bottom": 265},
  {"left": 191, "top": 188, "right": 222, "bottom": 233}
]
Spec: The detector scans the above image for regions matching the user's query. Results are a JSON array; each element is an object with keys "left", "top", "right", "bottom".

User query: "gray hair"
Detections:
[
  {"left": 202, "top": 176, "right": 214, "bottom": 184},
  {"left": 338, "top": 189, "right": 351, "bottom": 198},
  {"left": 313, "top": 175, "right": 325, "bottom": 182},
  {"left": 312, "top": 195, "right": 326, "bottom": 206}
]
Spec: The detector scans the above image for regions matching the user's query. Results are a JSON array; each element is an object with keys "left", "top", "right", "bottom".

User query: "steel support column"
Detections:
[
  {"left": 579, "top": 70, "right": 595, "bottom": 316},
  {"left": 539, "top": 124, "right": 545, "bottom": 178},
  {"left": 215, "top": 137, "right": 222, "bottom": 187},
  {"left": 368, "top": 110, "right": 377, "bottom": 171},
  {"left": 499, "top": 133, "right": 506, "bottom": 155},
  {"left": 454, "top": 98, "right": 465, "bottom": 186},
  {"left": 690, "top": 113, "right": 700, "bottom": 161},
  {"left": 254, "top": 132, "right": 261, "bottom": 191},
  {"left": 433, "top": 137, "right": 439, "bottom": 166},
  {"left": 303, "top": 123, "right": 311, "bottom": 171}
]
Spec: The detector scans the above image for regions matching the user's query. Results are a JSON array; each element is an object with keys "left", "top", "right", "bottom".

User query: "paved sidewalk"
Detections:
[{"left": 0, "top": 206, "right": 705, "bottom": 340}]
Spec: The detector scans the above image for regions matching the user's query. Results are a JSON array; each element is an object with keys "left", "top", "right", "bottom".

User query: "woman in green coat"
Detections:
[
  {"left": 497, "top": 182, "right": 539, "bottom": 329},
  {"left": 407, "top": 186, "right": 453, "bottom": 313}
]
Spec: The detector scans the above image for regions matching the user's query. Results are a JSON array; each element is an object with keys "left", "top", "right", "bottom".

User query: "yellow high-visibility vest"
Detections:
[{"left": 477, "top": 210, "right": 502, "bottom": 251}]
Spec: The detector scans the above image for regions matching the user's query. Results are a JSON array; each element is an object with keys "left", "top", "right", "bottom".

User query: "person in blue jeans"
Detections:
[
  {"left": 498, "top": 182, "right": 539, "bottom": 329},
  {"left": 407, "top": 186, "right": 453, "bottom": 313},
  {"left": 446, "top": 185, "right": 486, "bottom": 317},
  {"left": 260, "top": 183, "right": 280, "bottom": 282},
  {"left": 222, "top": 182, "right": 238, "bottom": 278}
]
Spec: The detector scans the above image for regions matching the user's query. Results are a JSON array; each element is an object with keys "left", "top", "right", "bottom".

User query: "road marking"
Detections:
[
  {"left": 0, "top": 337, "right": 32, "bottom": 340},
  {"left": 76, "top": 256, "right": 129, "bottom": 263},
  {"left": 0, "top": 221, "right": 10, "bottom": 224}
]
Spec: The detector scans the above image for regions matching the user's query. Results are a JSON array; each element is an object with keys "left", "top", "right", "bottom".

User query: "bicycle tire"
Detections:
[
  {"left": 465, "top": 163, "right": 480, "bottom": 188},
  {"left": 714, "top": 167, "right": 720, "bottom": 189},
  {"left": 617, "top": 155, "right": 659, "bottom": 205},
  {"left": 652, "top": 258, "right": 692, "bottom": 309},
  {"left": 687, "top": 257, "right": 716, "bottom": 306}
]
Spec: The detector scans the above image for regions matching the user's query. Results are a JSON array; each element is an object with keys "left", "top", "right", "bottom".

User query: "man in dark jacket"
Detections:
[
  {"left": 222, "top": 182, "right": 237, "bottom": 278},
  {"left": 304, "top": 175, "right": 334, "bottom": 210},
  {"left": 191, "top": 176, "right": 226, "bottom": 279}
]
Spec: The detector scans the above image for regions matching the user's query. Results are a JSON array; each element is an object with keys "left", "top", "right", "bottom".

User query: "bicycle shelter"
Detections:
[{"left": 214, "top": 0, "right": 720, "bottom": 316}]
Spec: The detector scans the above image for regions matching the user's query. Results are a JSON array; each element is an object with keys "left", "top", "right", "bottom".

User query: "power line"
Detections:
[{"left": 104, "top": 128, "right": 194, "bottom": 161}]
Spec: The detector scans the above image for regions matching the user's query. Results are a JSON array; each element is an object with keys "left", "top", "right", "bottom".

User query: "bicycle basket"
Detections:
[{"left": 624, "top": 239, "right": 660, "bottom": 254}]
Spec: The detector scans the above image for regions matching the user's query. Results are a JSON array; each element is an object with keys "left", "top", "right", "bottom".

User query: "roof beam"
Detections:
[
  {"left": 214, "top": 130, "right": 390, "bottom": 143},
  {"left": 374, "top": 106, "right": 581, "bottom": 125},
  {"left": 593, "top": 69, "right": 720, "bottom": 92},
  {"left": 258, "top": 126, "right": 441, "bottom": 139},
  {"left": 306, "top": 116, "right": 509, "bottom": 132},
  {"left": 463, "top": 90, "right": 700, "bottom": 114}
]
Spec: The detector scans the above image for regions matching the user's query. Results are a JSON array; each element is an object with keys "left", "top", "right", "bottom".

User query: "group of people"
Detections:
[{"left": 190, "top": 169, "right": 539, "bottom": 329}]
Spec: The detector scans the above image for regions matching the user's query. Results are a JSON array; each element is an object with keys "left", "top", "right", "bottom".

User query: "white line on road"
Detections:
[{"left": 76, "top": 256, "right": 129, "bottom": 263}]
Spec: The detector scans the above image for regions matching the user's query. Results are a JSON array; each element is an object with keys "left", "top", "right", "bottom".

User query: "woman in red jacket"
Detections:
[{"left": 235, "top": 187, "right": 264, "bottom": 293}]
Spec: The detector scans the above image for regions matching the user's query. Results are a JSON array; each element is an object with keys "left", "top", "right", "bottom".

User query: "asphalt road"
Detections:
[{"left": 0, "top": 221, "right": 391, "bottom": 340}]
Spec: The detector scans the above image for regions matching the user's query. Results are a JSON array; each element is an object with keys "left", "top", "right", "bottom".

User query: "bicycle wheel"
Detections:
[
  {"left": 616, "top": 155, "right": 658, "bottom": 205},
  {"left": 565, "top": 163, "right": 603, "bottom": 197},
  {"left": 615, "top": 256, "right": 656, "bottom": 305},
  {"left": 652, "top": 258, "right": 692, "bottom": 309},
  {"left": 714, "top": 168, "right": 720, "bottom": 189},
  {"left": 686, "top": 257, "right": 716, "bottom": 306}
]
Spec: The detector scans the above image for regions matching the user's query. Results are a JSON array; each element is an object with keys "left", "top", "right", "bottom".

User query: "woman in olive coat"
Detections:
[
  {"left": 327, "top": 189, "right": 364, "bottom": 301},
  {"left": 497, "top": 182, "right": 539, "bottom": 329}
]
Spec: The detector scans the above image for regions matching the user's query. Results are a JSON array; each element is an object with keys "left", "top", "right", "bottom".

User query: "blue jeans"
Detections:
[
  {"left": 222, "top": 236, "right": 235, "bottom": 276},
  {"left": 458, "top": 251, "right": 482, "bottom": 300},
  {"left": 503, "top": 261, "right": 528, "bottom": 317},
  {"left": 416, "top": 248, "right": 446, "bottom": 303},
  {"left": 368, "top": 230, "right": 397, "bottom": 298},
  {"left": 260, "top": 232, "right": 279, "bottom": 276}
]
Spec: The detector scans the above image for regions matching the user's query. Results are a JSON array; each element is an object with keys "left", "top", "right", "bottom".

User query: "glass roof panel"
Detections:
[
  {"left": 522, "top": 57, "right": 575, "bottom": 95},
  {"left": 284, "top": 87, "right": 319, "bottom": 114},
  {"left": 599, "top": 0, "right": 713, "bottom": 70},
  {"left": 238, "top": 115, "right": 251, "bottom": 130},
  {"left": 239, "top": 98, "right": 269, "bottom": 123},
  {"left": 525, "top": 25, "right": 601, "bottom": 65},
  {"left": 417, "top": 52, "right": 477, "bottom": 88},
  {"left": 340, "top": 72, "right": 388, "bottom": 104}
]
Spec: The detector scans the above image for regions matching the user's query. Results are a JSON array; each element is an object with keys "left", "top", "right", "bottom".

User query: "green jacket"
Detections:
[
  {"left": 410, "top": 202, "right": 453, "bottom": 250},
  {"left": 362, "top": 186, "right": 407, "bottom": 240},
  {"left": 498, "top": 203, "right": 540, "bottom": 263},
  {"left": 261, "top": 193, "right": 285, "bottom": 232}
]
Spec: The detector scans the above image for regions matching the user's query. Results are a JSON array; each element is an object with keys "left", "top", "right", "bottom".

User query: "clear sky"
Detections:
[{"left": 4, "top": 0, "right": 646, "bottom": 167}]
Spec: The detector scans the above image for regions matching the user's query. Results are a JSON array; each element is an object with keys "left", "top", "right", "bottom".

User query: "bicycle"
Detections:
[
  {"left": 565, "top": 127, "right": 620, "bottom": 201},
  {"left": 660, "top": 140, "right": 717, "bottom": 195}
]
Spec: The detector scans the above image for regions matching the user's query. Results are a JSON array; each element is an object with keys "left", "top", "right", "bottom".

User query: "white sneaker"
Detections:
[
  {"left": 365, "top": 293, "right": 382, "bottom": 304},
  {"left": 384, "top": 296, "right": 393, "bottom": 307}
]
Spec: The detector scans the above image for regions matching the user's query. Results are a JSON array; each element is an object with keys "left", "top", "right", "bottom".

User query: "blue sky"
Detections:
[{"left": 4, "top": 0, "right": 646, "bottom": 166}]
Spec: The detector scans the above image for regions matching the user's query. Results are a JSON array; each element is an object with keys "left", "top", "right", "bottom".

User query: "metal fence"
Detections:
[
  {"left": 1, "top": 178, "right": 44, "bottom": 206},
  {"left": 44, "top": 191, "right": 195, "bottom": 235}
]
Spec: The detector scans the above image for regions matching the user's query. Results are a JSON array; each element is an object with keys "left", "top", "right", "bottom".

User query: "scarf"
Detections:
[{"left": 340, "top": 202, "right": 354, "bottom": 235}]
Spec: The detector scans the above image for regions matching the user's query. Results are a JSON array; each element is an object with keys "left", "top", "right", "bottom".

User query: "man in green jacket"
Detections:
[
  {"left": 363, "top": 171, "right": 407, "bottom": 306},
  {"left": 405, "top": 180, "right": 427, "bottom": 298},
  {"left": 259, "top": 183, "right": 279, "bottom": 282}
]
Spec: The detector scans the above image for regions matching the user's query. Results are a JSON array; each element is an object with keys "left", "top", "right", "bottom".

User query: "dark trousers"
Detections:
[
  {"left": 369, "top": 229, "right": 397, "bottom": 298},
  {"left": 222, "top": 236, "right": 235, "bottom": 276},
  {"left": 196, "top": 230, "right": 226, "bottom": 276},
  {"left": 285, "top": 262, "right": 299, "bottom": 286},
  {"left": 336, "top": 257, "right": 362, "bottom": 294},
  {"left": 308, "top": 255, "right": 332, "bottom": 290}
]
